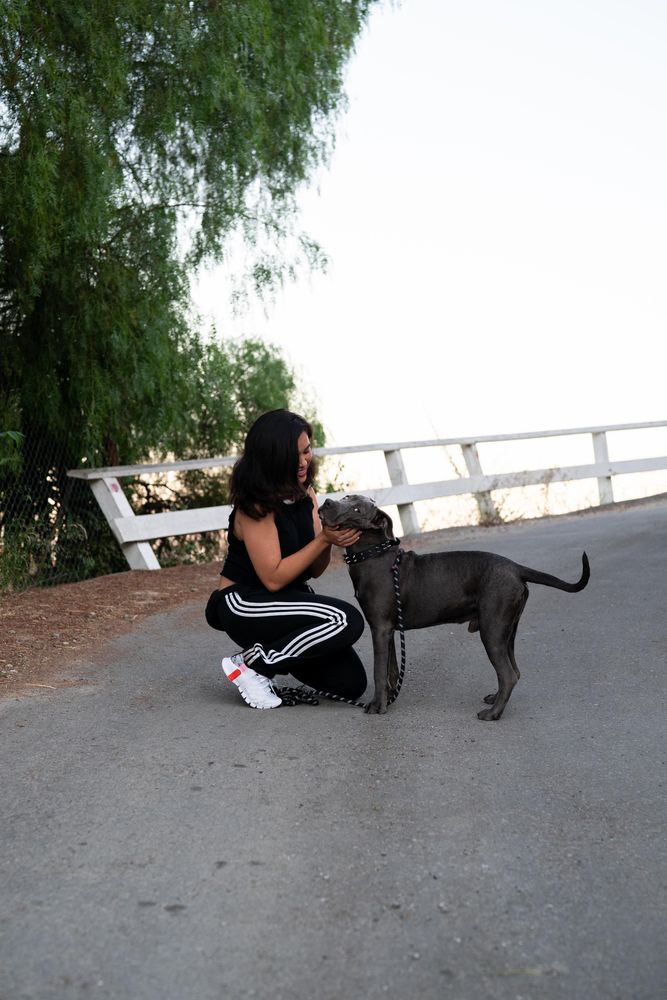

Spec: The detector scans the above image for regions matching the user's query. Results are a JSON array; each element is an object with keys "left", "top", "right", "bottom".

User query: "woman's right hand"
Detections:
[{"left": 321, "top": 524, "right": 361, "bottom": 548}]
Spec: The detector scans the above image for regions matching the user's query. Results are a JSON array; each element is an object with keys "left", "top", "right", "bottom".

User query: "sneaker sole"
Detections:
[
  {"left": 222, "top": 662, "right": 282, "bottom": 709},
  {"left": 240, "top": 696, "right": 282, "bottom": 709},
  {"left": 236, "top": 687, "right": 282, "bottom": 709}
]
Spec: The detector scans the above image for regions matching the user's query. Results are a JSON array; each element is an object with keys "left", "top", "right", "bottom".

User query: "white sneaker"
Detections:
[{"left": 222, "top": 654, "right": 282, "bottom": 710}]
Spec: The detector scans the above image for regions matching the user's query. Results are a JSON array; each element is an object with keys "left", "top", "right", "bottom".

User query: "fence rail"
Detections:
[{"left": 68, "top": 420, "right": 667, "bottom": 571}]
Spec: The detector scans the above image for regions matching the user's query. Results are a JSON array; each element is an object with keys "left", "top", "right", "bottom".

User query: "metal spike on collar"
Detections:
[{"left": 344, "top": 538, "right": 400, "bottom": 565}]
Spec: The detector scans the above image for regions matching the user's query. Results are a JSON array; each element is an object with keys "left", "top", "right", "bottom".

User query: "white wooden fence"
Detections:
[{"left": 67, "top": 420, "right": 667, "bottom": 571}]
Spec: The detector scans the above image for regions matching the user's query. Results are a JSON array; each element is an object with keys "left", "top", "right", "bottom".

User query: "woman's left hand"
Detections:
[{"left": 322, "top": 525, "right": 362, "bottom": 548}]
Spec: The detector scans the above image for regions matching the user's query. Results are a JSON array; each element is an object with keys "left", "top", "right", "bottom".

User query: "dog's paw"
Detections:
[
  {"left": 477, "top": 707, "right": 502, "bottom": 721},
  {"left": 364, "top": 699, "right": 388, "bottom": 715},
  {"left": 483, "top": 692, "right": 497, "bottom": 705}
]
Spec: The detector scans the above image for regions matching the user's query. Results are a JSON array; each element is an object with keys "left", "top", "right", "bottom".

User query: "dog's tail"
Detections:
[{"left": 518, "top": 552, "right": 590, "bottom": 593}]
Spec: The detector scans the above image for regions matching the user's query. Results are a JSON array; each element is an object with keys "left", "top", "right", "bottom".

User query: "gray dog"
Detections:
[{"left": 319, "top": 494, "right": 590, "bottom": 720}]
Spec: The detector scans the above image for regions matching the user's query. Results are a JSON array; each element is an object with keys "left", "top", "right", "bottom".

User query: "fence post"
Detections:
[
  {"left": 592, "top": 432, "right": 614, "bottom": 505},
  {"left": 384, "top": 449, "right": 420, "bottom": 535},
  {"left": 461, "top": 443, "right": 499, "bottom": 524},
  {"left": 91, "top": 478, "right": 160, "bottom": 570}
]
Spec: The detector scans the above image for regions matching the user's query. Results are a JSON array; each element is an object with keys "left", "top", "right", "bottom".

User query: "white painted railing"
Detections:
[{"left": 67, "top": 420, "right": 667, "bottom": 570}]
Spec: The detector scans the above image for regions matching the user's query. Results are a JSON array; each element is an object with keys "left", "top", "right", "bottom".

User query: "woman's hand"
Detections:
[{"left": 321, "top": 524, "right": 362, "bottom": 548}]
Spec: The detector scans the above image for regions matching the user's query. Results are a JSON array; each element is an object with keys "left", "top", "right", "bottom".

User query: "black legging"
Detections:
[{"left": 205, "top": 584, "right": 367, "bottom": 700}]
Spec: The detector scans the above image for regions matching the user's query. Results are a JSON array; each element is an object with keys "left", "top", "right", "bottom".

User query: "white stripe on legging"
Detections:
[
  {"left": 224, "top": 591, "right": 348, "bottom": 665},
  {"left": 226, "top": 592, "right": 347, "bottom": 664}
]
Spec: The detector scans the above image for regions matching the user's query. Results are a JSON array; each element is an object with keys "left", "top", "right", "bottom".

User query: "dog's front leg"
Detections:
[{"left": 365, "top": 626, "right": 394, "bottom": 714}]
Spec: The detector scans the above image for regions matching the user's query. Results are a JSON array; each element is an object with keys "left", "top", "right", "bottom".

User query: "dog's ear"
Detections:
[{"left": 372, "top": 506, "right": 395, "bottom": 539}]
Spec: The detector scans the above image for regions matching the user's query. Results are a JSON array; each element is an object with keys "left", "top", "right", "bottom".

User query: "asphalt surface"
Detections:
[{"left": 1, "top": 499, "right": 666, "bottom": 1000}]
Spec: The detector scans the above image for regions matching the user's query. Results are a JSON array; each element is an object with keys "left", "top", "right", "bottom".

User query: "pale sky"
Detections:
[{"left": 193, "top": 0, "right": 667, "bottom": 451}]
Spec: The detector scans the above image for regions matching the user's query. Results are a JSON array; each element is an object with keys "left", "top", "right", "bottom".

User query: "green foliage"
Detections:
[
  {"left": 0, "top": 0, "right": 377, "bottom": 452},
  {"left": 128, "top": 336, "right": 306, "bottom": 567},
  {"left": 0, "top": 430, "right": 23, "bottom": 471},
  {"left": 0, "top": 336, "right": 310, "bottom": 587},
  {"left": 0, "top": 0, "right": 375, "bottom": 587}
]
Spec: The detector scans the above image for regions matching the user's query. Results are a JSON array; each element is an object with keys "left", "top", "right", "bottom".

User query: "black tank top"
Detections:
[{"left": 221, "top": 496, "right": 315, "bottom": 590}]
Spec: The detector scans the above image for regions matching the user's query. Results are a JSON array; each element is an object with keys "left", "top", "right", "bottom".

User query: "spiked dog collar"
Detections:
[{"left": 344, "top": 538, "right": 400, "bottom": 565}]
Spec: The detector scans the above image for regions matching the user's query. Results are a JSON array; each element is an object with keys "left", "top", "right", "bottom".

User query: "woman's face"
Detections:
[{"left": 296, "top": 431, "right": 313, "bottom": 486}]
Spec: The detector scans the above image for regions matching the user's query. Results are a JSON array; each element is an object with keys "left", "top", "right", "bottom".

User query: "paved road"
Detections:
[{"left": 2, "top": 500, "right": 665, "bottom": 1000}]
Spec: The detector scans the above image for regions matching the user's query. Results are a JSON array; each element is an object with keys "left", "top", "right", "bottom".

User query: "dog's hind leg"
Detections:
[
  {"left": 482, "top": 592, "right": 527, "bottom": 705},
  {"left": 508, "top": 617, "right": 521, "bottom": 680},
  {"left": 477, "top": 592, "right": 526, "bottom": 721},
  {"left": 508, "top": 590, "right": 527, "bottom": 682},
  {"left": 478, "top": 635, "right": 517, "bottom": 720}
]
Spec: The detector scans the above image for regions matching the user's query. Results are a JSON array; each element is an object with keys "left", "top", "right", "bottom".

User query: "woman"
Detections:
[{"left": 205, "top": 409, "right": 367, "bottom": 709}]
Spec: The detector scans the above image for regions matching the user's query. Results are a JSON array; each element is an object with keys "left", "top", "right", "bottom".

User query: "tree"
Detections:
[{"left": 0, "top": 0, "right": 375, "bottom": 587}]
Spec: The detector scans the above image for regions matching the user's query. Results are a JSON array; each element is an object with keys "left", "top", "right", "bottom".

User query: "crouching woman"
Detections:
[{"left": 205, "top": 409, "right": 366, "bottom": 709}]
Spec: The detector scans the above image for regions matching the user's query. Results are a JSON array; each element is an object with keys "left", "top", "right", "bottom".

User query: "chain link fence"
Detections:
[
  {"left": 0, "top": 432, "right": 121, "bottom": 592},
  {"left": 0, "top": 432, "right": 237, "bottom": 593},
  {"left": 0, "top": 424, "right": 364, "bottom": 594}
]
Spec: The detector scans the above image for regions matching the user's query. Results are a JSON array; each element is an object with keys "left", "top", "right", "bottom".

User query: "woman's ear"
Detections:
[{"left": 372, "top": 507, "right": 395, "bottom": 539}]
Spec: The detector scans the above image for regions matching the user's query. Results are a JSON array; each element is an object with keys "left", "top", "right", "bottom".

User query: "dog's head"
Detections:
[{"left": 319, "top": 494, "right": 395, "bottom": 539}]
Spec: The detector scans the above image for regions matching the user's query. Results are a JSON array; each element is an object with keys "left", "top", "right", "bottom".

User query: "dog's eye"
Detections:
[{"left": 353, "top": 507, "right": 360, "bottom": 512}]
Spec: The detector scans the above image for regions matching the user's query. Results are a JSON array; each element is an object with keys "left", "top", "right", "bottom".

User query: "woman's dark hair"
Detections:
[{"left": 230, "top": 409, "right": 319, "bottom": 518}]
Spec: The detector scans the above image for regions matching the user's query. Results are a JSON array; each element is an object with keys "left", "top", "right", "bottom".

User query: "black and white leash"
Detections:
[
  {"left": 387, "top": 547, "right": 406, "bottom": 708},
  {"left": 276, "top": 544, "right": 407, "bottom": 710}
]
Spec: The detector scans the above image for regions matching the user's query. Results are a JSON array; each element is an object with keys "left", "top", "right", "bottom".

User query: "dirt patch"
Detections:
[{"left": 0, "top": 562, "right": 222, "bottom": 698}]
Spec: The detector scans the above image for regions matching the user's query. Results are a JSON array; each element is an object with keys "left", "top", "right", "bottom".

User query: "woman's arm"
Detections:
[{"left": 236, "top": 502, "right": 360, "bottom": 592}]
